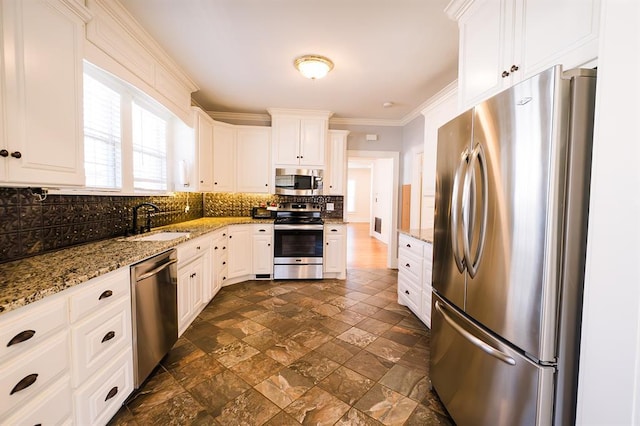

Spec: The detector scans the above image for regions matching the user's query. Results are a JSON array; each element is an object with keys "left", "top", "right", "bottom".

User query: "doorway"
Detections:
[{"left": 346, "top": 150, "right": 399, "bottom": 269}]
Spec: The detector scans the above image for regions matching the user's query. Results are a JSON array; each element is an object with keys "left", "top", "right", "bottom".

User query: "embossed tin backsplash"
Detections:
[
  {"left": 0, "top": 189, "right": 344, "bottom": 263},
  {"left": 0, "top": 188, "right": 202, "bottom": 263}
]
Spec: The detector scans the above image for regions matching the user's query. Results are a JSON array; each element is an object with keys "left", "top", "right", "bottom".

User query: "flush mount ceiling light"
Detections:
[{"left": 294, "top": 55, "right": 334, "bottom": 79}]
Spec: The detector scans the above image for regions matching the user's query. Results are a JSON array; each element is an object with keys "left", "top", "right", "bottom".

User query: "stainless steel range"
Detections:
[{"left": 273, "top": 203, "right": 324, "bottom": 279}]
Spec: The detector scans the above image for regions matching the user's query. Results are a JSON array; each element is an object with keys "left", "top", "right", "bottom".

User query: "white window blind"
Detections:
[
  {"left": 83, "top": 73, "right": 122, "bottom": 189},
  {"left": 132, "top": 102, "right": 168, "bottom": 191}
]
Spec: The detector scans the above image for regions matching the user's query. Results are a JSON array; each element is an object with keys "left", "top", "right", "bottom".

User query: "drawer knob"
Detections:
[
  {"left": 222, "top": 261, "right": 226, "bottom": 265},
  {"left": 99, "top": 290, "right": 113, "bottom": 300},
  {"left": 0, "top": 149, "right": 8, "bottom": 157},
  {"left": 105, "top": 386, "right": 118, "bottom": 401},
  {"left": 405, "top": 290, "right": 410, "bottom": 295},
  {"left": 406, "top": 263, "right": 411, "bottom": 268},
  {"left": 196, "top": 246, "right": 201, "bottom": 250},
  {"left": 267, "top": 243, "right": 271, "bottom": 247},
  {"left": 406, "top": 243, "right": 411, "bottom": 248},
  {"left": 501, "top": 70, "right": 510, "bottom": 78},
  {"left": 331, "top": 229, "right": 338, "bottom": 232},
  {"left": 10, "top": 151, "right": 22, "bottom": 159},
  {"left": 10, "top": 373, "right": 38, "bottom": 395},
  {"left": 214, "top": 246, "right": 218, "bottom": 250},
  {"left": 510, "top": 64, "right": 519, "bottom": 72},
  {"left": 259, "top": 229, "right": 266, "bottom": 232},
  {"left": 101, "top": 331, "right": 116, "bottom": 343},
  {"left": 7, "top": 329, "right": 36, "bottom": 347}
]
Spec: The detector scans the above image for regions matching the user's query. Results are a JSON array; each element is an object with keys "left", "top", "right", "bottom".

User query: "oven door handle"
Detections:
[{"left": 274, "top": 224, "right": 324, "bottom": 230}]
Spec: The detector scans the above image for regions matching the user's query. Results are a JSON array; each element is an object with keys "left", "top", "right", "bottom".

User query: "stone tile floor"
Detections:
[{"left": 109, "top": 268, "right": 454, "bottom": 425}]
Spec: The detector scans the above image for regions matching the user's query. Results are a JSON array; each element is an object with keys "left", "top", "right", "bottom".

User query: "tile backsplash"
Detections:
[
  {"left": 0, "top": 188, "right": 344, "bottom": 264},
  {"left": 0, "top": 188, "right": 202, "bottom": 263}
]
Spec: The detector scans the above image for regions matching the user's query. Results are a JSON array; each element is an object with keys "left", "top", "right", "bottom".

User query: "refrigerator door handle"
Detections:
[
  {"left": 462, "top": 143, "right": 489, "bottom": 278},
  {"left": 435, "top": 300, "right": 516, "bottom": 366},
  {"left": 451, "top": 149, "right": 469, "bottom": 273}
]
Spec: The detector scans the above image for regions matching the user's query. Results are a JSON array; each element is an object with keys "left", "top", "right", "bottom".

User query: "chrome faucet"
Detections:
[{"left": 131, "top": 202, "right": 160, "bottom": 235}]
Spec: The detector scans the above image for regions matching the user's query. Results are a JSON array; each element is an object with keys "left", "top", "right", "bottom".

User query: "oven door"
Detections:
[{"left": 273, "top": 225, "right": 323, "bottom": 264}]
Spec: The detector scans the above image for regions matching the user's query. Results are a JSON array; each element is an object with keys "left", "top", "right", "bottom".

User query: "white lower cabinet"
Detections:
[
  {"left": 252, "top": 224, "right": 273, "bottom": 277},
  {"left": 211, "top": 227, "right": 228, "bottom": 294},
  {"left": 69, "top": 267, "right": 133, "bottom": 425},
  {"left": 397, "top": 233, "right": 433, "bottom": 327},
  {"left": 324, "top": 224, "right": 346, "bottom": 279},
  {"left": 3, "top": 375, "right": 72, "bottom": 426},
  {"left": 177, "top": 236, "right": 211, "bottom": 336},
  {"left": 73, "top": 348, "right": 133, "bottom": 426},
  {"left": 228, "top": 225, "right": 253, "bottom": 279}
]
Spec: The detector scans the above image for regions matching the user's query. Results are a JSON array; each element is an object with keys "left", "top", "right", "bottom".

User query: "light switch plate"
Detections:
[{"left": 326, "top": 203, "right": 334, "bottom": 211}]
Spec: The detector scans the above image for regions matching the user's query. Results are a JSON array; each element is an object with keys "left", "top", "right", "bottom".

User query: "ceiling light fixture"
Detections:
[{"left": 294, "top": 55, "right": 334, "bottom": 79}]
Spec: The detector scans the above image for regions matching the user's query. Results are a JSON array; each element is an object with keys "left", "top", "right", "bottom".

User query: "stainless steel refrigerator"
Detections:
[{"left": 430, "top": 65, "right": 596, "bottom": 426}]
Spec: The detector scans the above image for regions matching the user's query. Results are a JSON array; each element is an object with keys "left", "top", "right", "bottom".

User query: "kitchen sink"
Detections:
[{"left": 129, "top": 231, "right": 191, "bottom": 242}]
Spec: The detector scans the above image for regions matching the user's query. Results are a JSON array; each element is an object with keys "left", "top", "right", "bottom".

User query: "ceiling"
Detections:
[{"left": 119, "top": 0, "right": 459, "bottom": 124}]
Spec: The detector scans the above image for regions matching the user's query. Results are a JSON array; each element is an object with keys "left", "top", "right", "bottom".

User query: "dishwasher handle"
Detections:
[{"left": 136, "top": 259, "right": 177, "bottom": 282}]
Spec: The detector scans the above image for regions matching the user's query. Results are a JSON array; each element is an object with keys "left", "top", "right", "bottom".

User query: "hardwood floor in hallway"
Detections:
[{"left": 347, "top": 223, "right": 387, "bottom": 269}]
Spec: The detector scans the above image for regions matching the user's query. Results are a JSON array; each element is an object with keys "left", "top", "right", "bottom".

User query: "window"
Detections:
[
  {"left": 83, "top": 73, "right": 122, "bottom": 189},
  {"left": 132, "top": 102, "right": 167, "bottom": 191},
  {"left": 83, "top": 62, "right": 172, "bottom": 193}
]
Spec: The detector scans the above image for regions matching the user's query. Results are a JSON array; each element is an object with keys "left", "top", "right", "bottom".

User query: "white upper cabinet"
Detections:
[
  {"left": 194, "top": 108, "right": 215, "bottom": 192},
  {"left": 269, "top": 109, "right": 332, "bottom": 168},
  {"left": 449, "top": 0, "right": 600, "bottom": 109},
  {"left": 325, "top": 130, "right": 349, "bottom": 195},
  {"left": 212, "top": 121, "right": 236, "bottom": 193},
  {"left": 236, "top": 126, "right": 271, "bottom": 193},
  {"left": 1, "top": 0, "right": 90, "bottom": 186}
]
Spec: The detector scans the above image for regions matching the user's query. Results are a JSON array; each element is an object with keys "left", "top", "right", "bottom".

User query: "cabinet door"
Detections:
[
  {"left": 177, "top": 265, "right": 193, "bottom": 335},
  {"left": 236, "top": 127, "right": 271, "bottom": 193},
  {"left": 190, "top": 256, "right": 205, "bottom": 316},
  {"left": 273, "top": 117, "right": 301, "bottom": 165},
  {"left": 2, "top": 0, "right": 85, "bottom": 186},
  {"left": 324, "top": 226, "right": 346, "bottom": 274},
  {"left": 252, "top": 234, "right": 273, "bottom": 275},
  {"left": 325, "top": 130, "right": 347, "bottom": 195},
  {"left": 228, "top": 225, "right": 252, "bottom": 278},
  {"left": 517, "top": 0, "right": 600, "bottom": 78},
  {"left": 212, "top": 123, "right": 235, "bottom": 192},
  {"left": 299, "top": 118, "right": 326, "bottom": 166},
  {"left": 458, "top": 0, "right": 514, "bottom": 109},
  {"left": 195, "top": 110, "right": 214, "bottom": 191}
]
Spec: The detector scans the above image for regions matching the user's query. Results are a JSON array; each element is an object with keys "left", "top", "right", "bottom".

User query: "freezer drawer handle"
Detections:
[{"left": 435, "top": 301, "right": 515, "bottom": 366}]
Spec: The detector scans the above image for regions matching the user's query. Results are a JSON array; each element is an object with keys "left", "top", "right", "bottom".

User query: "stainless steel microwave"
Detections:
[{"left": 274, "top": 168, "right": 323, "bottom": 195}]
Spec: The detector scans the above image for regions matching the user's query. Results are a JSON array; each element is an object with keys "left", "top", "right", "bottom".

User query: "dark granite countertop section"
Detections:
[
  {"left": 0, "top": 217, "right": 272, "bottom": 315},
  {"left": 398, "top": 228, "right": 434, "bottom": 244}
]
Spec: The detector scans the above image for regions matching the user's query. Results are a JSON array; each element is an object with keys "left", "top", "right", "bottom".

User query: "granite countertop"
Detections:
[
  {"left": 398, "top": 228, "right": 434, "bottom": 244},
  {"left": 0, "top": 217, "right": 272, "bottom": 315}
]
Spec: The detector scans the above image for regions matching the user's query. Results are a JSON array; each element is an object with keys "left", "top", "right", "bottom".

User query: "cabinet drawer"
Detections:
[
  {"left": 324, "top": 225, "right": 345, "bottom": 234},
  {"left": 1, "top": 375, "right": 71, "bottom": 426},
  {"left": 178, "top": 236, "right": 209, "bottom": 264},
  {"left": 71, "top": 297, "right": 132, "bottom": 387},
  {"left": 253, "top": 224, "right": 273, "bottom": 235},
  {"left": 69, "top": 267, "right": 129, "bottom": 323},
  {"left": 398, "top": 276, "right": 421, "bottom": 315},
  {"left": 0, "top": 332, "right": 69, "bottom": 416},
  {"left": 74, "top": 348, "right": 133, "bottom": 426},
  {"left": 0, "top": 297, "right": 67, "bottom": 363},
  {"left": 399, "top": 234, "right": 424, "bottom": 258},
  {"left": 398, "top": 250, "right": 423, "bottom": 285}
]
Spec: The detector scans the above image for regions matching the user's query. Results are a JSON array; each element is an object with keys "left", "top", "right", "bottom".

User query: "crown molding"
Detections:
[
  {"left": 205, "top": 80, "right": 459, "bottom": 128},
  {"left": 208, "top": 111, "right": 271, "bottom": 123},
  {"left": 91, "top": 0, "right": 199, "bottom": 93},
  {"left": 267, "top": 108, "right": 333, "bottom": 119},
  {"left": 444, "top": 0, "right": 476, "bottom": 21}
]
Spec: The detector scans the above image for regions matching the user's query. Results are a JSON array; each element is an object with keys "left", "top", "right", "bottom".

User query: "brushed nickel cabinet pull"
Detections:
[
  {"left": 101, "top": 331, "right": 116, "bottom": 343},
  {"left": 105, "top": 386, "right": 118, "bottom": 401},
  {"left": 99, "top": 290, "right": 113, "bottom": 300},
  {"left": 7, "top": 330, "right": 36, "bottom": 347},
  {"left": 10, "top": 373, "right": 38, "bottom": 395}
]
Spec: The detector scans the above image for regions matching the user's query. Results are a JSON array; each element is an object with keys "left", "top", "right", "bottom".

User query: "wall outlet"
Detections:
[{"left": 326, "top": 203, "right": 334, "bottom": 211}]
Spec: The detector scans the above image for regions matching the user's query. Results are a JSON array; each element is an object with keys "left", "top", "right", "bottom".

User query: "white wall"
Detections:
[
  {"left": 371, "top": 157, "right": 394, "bottom": 244},
  {"left": 576, "top": 0, "right": 640, "bottom": 424},
  {"left": 347, "top": 167, "right": 372, "bottom": 223}
]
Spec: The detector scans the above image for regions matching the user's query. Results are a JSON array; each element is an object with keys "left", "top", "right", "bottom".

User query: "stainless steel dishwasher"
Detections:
[{"left": 130, "top": 248, "right": 178, "bottom": 388}]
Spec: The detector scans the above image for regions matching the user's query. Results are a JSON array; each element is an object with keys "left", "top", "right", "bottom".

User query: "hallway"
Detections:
[{"left": 346, "top": 223, "right": 387, "bottom": 269}]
